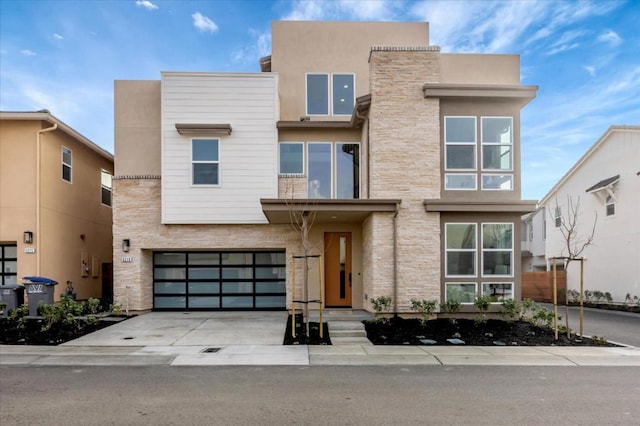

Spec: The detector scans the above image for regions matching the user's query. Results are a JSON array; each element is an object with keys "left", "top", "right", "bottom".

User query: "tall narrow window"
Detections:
[
  {"left": 101, "top": 170, "right": 112, "bottom": 207},
  {"left": 605, "top": 195, "right": 615, "bottom": 216},
  {"left": 554, "top": 207, "right": 561, "bottom": 228},
  {"left": 335, "top": 143, "right": 359, "bottom": 199},
  {"left": 332, "top": 74, "right": 355, "bottom": 115},
  {"left": 307, "top": 143, "right": 332, "bottom": 198},
  {"left": 444, "top": 117, "right": 476, "bottom": 190},
  {"left": 445, "top": 223, "right": 477, "bottom": 277},
  {"left": 306, "top": 74, "right": 329, "bottom": 115},
  {"left": 279, "top": 143, "right": 304, "bottom": 175},
  {"left": 192, "top": 139, "right": 219, "bottom": 185},
  {"left": 481, "top": 117, "right": 513, "bottom": 190},
  {"left": 62, "top": 146, "right": 72, "bottom": 183}
]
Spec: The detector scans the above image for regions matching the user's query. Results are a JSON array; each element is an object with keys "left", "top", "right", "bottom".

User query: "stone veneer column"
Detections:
[{"left": 366, "top": 47, "right": 442, "bottom": 312}]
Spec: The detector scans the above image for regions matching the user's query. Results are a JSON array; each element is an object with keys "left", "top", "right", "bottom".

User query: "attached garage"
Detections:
[{"left": 153, "top": 251, "right": 286, "bottom": 310}]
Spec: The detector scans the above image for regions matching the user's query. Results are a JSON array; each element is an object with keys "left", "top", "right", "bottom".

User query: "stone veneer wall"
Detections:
[
  {"left": 278, "top": 176, "right": 307, "bottom": 199},
  {"left": 367, "top": 48, "right": 442, "bottom": 311},
  {"left": 113, "top": 178, "right": 306, "bottom": 311}
]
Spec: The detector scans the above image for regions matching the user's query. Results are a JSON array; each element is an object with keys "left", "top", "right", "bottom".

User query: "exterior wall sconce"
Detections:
[
  {"left": 122, "top": 239, "right": 130, "bottom": 252},
  {"left": 24, "top": 231, "right": 33, "bottom": 244}
]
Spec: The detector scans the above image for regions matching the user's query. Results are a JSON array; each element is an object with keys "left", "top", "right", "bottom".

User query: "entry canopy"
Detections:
[{"left": 22, "top": 276, "right": 58, "bottom": 284}]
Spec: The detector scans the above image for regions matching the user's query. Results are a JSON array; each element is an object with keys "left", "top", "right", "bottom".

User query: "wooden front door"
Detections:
[{"left": 324, "top": 232, "right": 352, "bottom": 307}]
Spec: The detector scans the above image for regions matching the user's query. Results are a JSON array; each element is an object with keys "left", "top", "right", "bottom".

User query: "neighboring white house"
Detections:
[
  {"left": 521, "top": 207, "right": 546, "bottom": 272},
  {"left": 533, "top": 125, "right": 640, "bottom": 302}
]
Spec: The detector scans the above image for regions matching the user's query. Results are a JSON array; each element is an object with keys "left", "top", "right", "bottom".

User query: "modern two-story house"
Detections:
[
  {"left": 0, "top": 111, "right": 114, "bottom": 301},
  {"left": 113, "top": 21, "right": 537, "bottom": 313}
]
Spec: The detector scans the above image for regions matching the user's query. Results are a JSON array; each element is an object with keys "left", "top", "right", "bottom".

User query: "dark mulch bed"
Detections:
[
  {"left": 283, "top": 314, "right": 331, "bottom": 345},
  {"left": 364, "top": 317, "right": 615, "bottom": 346},
  {"left": 0, "top": 316, "right": 128, "bottom": 345}
]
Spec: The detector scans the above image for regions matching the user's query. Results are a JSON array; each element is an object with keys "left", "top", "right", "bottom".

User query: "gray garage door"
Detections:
[{"left": 153, "top": 251, "right": 286, "bottom": 310}]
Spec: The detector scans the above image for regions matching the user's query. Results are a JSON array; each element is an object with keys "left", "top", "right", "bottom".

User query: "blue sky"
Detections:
[{"left": 1, "top": 0, "right": 638, "bottom": 200}]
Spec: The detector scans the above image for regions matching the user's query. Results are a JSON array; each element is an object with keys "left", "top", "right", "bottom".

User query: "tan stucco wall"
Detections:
[
  {"left": 271, "top": 21, "right": 429, "bottom": 121},
  {"left": 114, "top": 80, "right": 161, "bottom": 176},
  {"left": 367, "top": 49, "right": 442, "bottom": 311},
  {"left": 113, "top": 178, "right": 366, "bottom": 311},
  {"left": 0, "top": 119, "right": 113, "bottom": 300},
  {"left": 440, "top": 54, "right": 521, "bottom": 85}
]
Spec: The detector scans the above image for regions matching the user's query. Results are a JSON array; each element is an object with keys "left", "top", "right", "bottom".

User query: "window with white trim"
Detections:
[
  {"left": 62, "top": 146, "right": 72, "bottom": 183},
  {"left": 554, "top": 207, "right": 561, "bottom": 227},
  {"left": 445, "top": 223, "right": 477, "bottom": 277},
  {"left": 306, "top": 142, "right": 360, "bottom": 199},
  {"left": 306, "top": 73, "right": 355, "bottom": 116},
  {"left": 444, "top": 222, "right": 514, "bottom": 303},
  {"left": 482, "top": 223, "right": 513, "bottom": 277},
  {"left": 192, "top": 139, "right": 219, "bottom": 185},
  {"left": 101, "top": 170, "right": 112, "bottom": 207},
  {"left": 481, "top": 117, "right": 513, "bottom": 190},
  {"left": 445, "top": 117, "right": 476, "bottom": 190},
  {"left": 605, "top": 195, "right": 615, "bottom": 216},
  {"left": 279, "top": 143, "right": 304, "bottom": 175}
]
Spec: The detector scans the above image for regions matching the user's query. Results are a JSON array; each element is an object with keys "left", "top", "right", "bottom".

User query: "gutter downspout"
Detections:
[
  {"left": 36, "top": 123, "right": 58, "bottom": 276},
  {"left": 354, "top": 108, "right": 370, "bottom": 199},
  {"left": 393, "top": 202, "right": 399, "bottom": 317}
]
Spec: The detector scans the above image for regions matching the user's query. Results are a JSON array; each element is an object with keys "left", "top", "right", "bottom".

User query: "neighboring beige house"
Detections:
[
  {"left": 113, "top": 21, "right": 537, "bottom": 313},
  {"left": 0, "top": 111, "right": 114, "bottom": 301},
  {"left": 533, "top": 125, "right": 640, "bottom": 302}
]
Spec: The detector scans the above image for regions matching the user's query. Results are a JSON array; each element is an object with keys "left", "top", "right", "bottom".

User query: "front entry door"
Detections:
[{"left": 324, "top": 232, "right": 352, "bottom": 307}]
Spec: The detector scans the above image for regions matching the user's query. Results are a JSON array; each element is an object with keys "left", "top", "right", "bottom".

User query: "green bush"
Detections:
[
  {"left": 500, "top": 299, "right": 520, "bottom": 319},
  {"left": 370, "top": 296, "right": 392, "bottom": 320},
  {"left": 410, "top": 299, "right": 438, "bottom": 324},
  {"left": 440, "top": 299, "right": 461, "bottom": 314}
]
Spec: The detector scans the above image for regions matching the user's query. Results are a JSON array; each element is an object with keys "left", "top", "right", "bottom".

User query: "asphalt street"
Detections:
[
  {"left": 540, "top": 303, "right": 640, "bottom": 347},
  {"left": 1, "top": 365, "right": 639, "bottom": 425}
]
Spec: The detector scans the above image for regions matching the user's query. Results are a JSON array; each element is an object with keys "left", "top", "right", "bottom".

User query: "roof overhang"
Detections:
[
  {"left": 175, "top": 123, "right": 232, "bottom": 135},
  {"left": 422, "top": 84, "right": 538, "bottom": 107},
  {"left": 277, "top": 94, "right": 371, "bottom": 130},
  {"left": 0, "top": 110, "right": 113, "bottom": 161},
  {"left": 261, "top": 198, "right": 400, "bottom": 224},
  {"left": 424, "top": 200, "right": 537, "bottom": 214},
  {"left": 586, "top": 174, "right": 619, "bottom": 194},
  {"left": 259, "top": 55, "right": 271, "bottom": 72}
]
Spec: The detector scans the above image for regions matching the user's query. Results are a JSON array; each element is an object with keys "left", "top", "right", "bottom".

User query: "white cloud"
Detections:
[
  {"left": 21, "top": 49, "right": 36, "bottom": 56},
  {"left": 282, "top": 0, "right": 400, "bottom": 21},
  {"left": 583, "top": 65, "right": 596, "bottom": 77},
  {"left": 192, "top": 12, "right": 218, "bottom": 33},
  {"left": 135, "top": 0, "right": 158, "bottom": 11},
  {"left": 597, "top": 30, "right": 622, "bottom": 47},
  {"left": 547, "top": 42, "right": 580, "bottom": 56},
  {"left": 53, "top": 33, "right": 64, "bottom": 40},
  {"left": 231, "top": 30, "right": 271, "bottom": 65}
]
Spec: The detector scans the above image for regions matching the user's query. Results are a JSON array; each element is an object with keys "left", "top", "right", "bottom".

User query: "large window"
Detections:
[
  {"left": 306, "top": 142, "right": 360, "bottom": 199},
  {"left": 62, "top": 146, "right": 72, "bottom": 183},
  {"left": 192, "top": 139, "right": 219, "bottom": 185},
  {"left": 445, "top": 116, "right": 514, "bottom": 191},
  {"left": 306, "top": 73, "right": 355, "bottom": 116},
  {"left": 444, "top": 222, "right": 514, "bottom": 303},
  {"left": 482, "top": 223, "right": 513, "bottom": 276},
  {"left": 445, "top": 223, "right": 477, "bottom": 277},
  {"left": 101, "top": 170, "right": 112, "bottom": 207}
]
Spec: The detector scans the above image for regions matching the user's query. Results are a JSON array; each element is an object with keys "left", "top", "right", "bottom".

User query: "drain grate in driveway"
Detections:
[{"left": 201, "top": 347, "right": 221, "bottom": 353}]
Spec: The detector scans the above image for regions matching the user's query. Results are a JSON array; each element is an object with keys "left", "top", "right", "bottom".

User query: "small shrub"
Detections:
[
  {"left": 474, "top": 295, "right": 492, "bottom": 323},
  {"left": 370, "top": 296, "right": 392, "bottom": 320},
  {"left": 500, "top": 299, "right": 520, "bottom": 319},
  {"left": 604, "top": 292, "right": 613, "bottom": 303},
  {"left": 592, "top": 290, "right": 604, "bottom": 303},
  {"left": 109, "top": 303, "right": 123, "bottom": 316},
  {"left": 86, "top": 298, "right": 100, "bottom": 315},
  {"left": 410, "top": 299, "right": 437, "bottom": 324},
  {"left": 567, "top": 289, "right": 580, "bottom": 303},
  {"left": 583, "top": 290, "right": 593, "bottom": 303},
  {"left": 440, "top": 299, "right": 461, "bottom": 314},
  {"left": 520, "top": 298, "right": 535, "bottom": 320}
]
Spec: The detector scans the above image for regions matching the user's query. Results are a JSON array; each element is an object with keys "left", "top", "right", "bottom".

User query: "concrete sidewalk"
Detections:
[{"left": 2, "top": 344, "right": 639, "bottom": 367}]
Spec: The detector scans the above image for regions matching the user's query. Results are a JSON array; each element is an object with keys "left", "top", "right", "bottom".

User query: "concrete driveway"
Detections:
[{"left": 62, "top": 311, "right": 288, "bottom": 347}]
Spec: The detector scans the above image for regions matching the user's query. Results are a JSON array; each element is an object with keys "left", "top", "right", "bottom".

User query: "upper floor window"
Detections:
[
  {"left": 279, "top": 143, "right": 304, "bottom": 175},
  {"left": 306, "top": 73, "right": 354, "bottom": 116},
  {"left": 605, "top": 195, "right": 615, "bottom": 216},
  {"left": 307, "top": 142, "right": 360, "bottom": 199},
  {"left": 192, "top": 139, "right": 219, "bottom": 185},
  {"left": 554, "top": 207, "right": 562, "bottom": 227},
  {"left": 444, "top": 117, "right": 476, "bottom": 190},
  {"left": 62, "top": 146, "right": 72, "bottom": 183},
  {"left": 101, "top": 170, "right": 112, "bottom": 207},
  {"left": 444, "top": 116, "right": 514, "bottom": 191}
]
